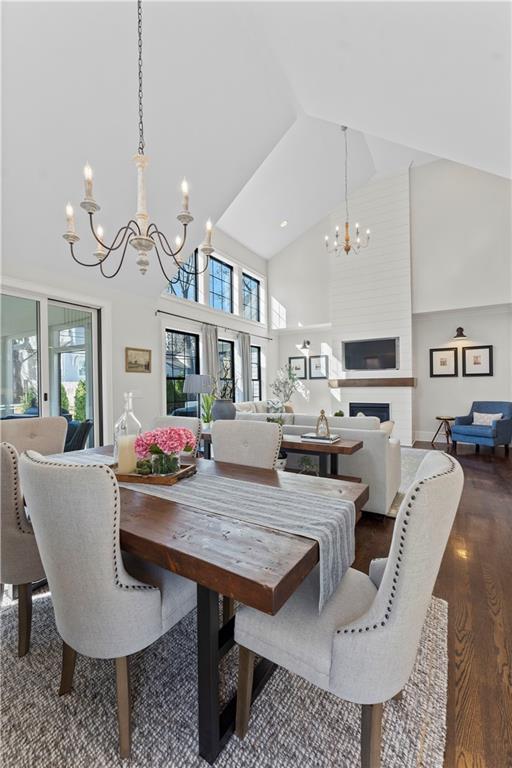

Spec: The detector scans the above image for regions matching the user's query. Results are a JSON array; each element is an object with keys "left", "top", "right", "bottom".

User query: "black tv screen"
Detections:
[{"left": 343, "top": 338, "right": 398, "bottom": 371}]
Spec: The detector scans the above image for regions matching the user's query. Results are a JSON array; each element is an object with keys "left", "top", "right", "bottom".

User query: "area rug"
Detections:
[
  {"left": 0, "top": 594, "right": 448, "bottom": 767},
  {"left": 388, "top": 447, "right": 431, "bottom": 517}
]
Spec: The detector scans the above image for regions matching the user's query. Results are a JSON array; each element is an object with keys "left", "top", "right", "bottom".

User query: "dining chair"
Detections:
[
  {"left": 211, "top": 420, "right": 282, "bottom": 469},
  {"left": 234, "top": 450, "right": 464, "bottom": 768},
  {"left": 0, "top": 442, "right": 45, "bottom": 656},
  {"left": 153, "top": 415, "right": 202, "bottom": 456},
  {"left": 19, "top": 450, "right": 197, "bottom": 759},
  {"left": 0, "top": 416, "right": 67, "bottom": 455}
]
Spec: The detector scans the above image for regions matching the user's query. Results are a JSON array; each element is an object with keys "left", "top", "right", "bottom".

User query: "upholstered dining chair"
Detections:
[
  {"left": 211, "top": 420, "right": 282, "bottom": 469},
  {"left": 0, "top": 416, "right": 67, "bottom": 455},
  {"left": 234, "top": 450, "right": 464, "bottom": 768},
  {"left": 0, "top": 442, "right": 45, "bottom": 656},
  {"left": 152, "top": 415, "right": 202, "bottom": 456},
  {"left": 19, "top": 451, "right": 197, "bottom": 759}
]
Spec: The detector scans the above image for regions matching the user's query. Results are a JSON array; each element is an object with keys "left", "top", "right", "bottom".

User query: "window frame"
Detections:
[
  {"left": 250, "top": 344, "right": 262, "bottom": 401},
  {"left": 209, "top": 256, "right": 234, "bottom": 314},
  {"left": 167, "top": 250, "right": 198, "bottom": 303},
  {"left": 165, "top": 328, "right": 200, "bottom": 415},
  {"left": 242, "top": 272, "right": 261, "bottom": 323},
  {"left": 217, "top": 338, "right": 235, "bottom": 402}
]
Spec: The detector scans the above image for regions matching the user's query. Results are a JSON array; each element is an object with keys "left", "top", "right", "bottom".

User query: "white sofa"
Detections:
[{"left": 235, "top": 411, "right": 401, "bottom": 517}]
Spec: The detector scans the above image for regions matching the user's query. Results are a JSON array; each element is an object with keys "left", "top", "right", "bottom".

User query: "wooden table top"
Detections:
[
  {"left": 201, "top": 429, "right": 363, "bottom": 455},
  {"left": 90, "top": 448, "right": 368, "bottom": 616}
]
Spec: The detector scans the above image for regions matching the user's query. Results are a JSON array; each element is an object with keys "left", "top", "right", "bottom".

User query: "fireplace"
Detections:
[{"left": 349, "top": 402, "right": 390, "bottom": 422}]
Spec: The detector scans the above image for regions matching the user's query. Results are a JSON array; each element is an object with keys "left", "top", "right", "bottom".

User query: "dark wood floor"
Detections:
[{"left": 353, "top": 442, "right": 512, "bottom": 768}]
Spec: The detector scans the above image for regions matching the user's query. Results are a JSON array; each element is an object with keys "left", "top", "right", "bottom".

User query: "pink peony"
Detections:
[{"left": 134, "top": 427, "right": 196, "bottom": 459}]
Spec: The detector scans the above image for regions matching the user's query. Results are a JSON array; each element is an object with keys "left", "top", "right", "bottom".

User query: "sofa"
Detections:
[
  {"left": 234, "top": 400, "right": 294, "bottom": 414},
  {"left": 235, "top": 411, "right": 401, "bottom": 516},
  {"left": 451, "top": 401, "right": 512, "bottom": 454}
]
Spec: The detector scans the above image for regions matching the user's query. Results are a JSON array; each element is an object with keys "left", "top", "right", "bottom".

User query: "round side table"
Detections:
[{"left": 431, "top": 416, "right": 455, "bottom": 447}]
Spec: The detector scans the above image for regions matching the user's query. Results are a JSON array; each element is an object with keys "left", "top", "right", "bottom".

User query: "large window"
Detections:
[
  {"left": 209, "top": 256, "right": 233, "bottom": 314},
  {"left": 217, "top": 339, "right": 235, "bottom": 401},
  {"left": 166, "top": 250, "right": 198, "bottom": 302},
  {"left": 242, "top": 273, "right": 260, "bottom": 322},
  {"left": 0, "top": 294, "right": 40, "bottom": 418},
  {"left": 165, "top": 330, "right": 200, "bottom": 415},
  {"left": 251, "top": 345, "right": 262, "bottom": 401}
]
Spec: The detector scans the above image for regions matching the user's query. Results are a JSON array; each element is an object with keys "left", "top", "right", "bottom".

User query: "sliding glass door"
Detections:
[{"left": 0, "top": 294, "right": 40, "bottom": 418}]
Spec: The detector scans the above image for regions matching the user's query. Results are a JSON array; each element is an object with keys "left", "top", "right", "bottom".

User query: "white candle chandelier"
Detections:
[
  {"left": 63, "top": 0, "right": 213, "bottom": 280},
  {"left": 324, "top": 126, "right": 370, "bottom": 257}
]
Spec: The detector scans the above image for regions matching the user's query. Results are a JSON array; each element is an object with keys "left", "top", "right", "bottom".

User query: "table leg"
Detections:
[
  {"left": 197, "top": 584, "right": 276, "bottom": 764},
  {"left": 444, "top": 420, "right": 452, "bottom": 447},
  {"left": 318, "top": 454, "right": 328, "bottom": 477},
  {"left": 330, "top": 453, "right": 338, "bottom": 476},
  {"left": 203, "top": 439, "right": 212, "bottom": 460},
  {"left": 431, "top": 422, "right": 444, "bottom": 447}
]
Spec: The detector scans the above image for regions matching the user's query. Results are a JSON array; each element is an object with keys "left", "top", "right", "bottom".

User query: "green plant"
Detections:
[
  {"left": 334, "top": 409, "right": 345, "bottom": 417},
  {"left": 201, "top": 393, "right": 215, "bottom": 424},
  {"left": 74, "top": 379, "right": 87, "bottom": 422},
  {"left": 267, "top": 416, "right": 284, "bottom": 426},
  {"left": 21, "top": 385, "right": 38, "bottom": 413},
  {"left": 298, "top": 456, "right": 318, "bottom": 476},
  {"left": 60, "top": 384, "right": 70, "bottom": 413},
  {"left": 270, "top": 364, "right": 300, "bottom": 404}
]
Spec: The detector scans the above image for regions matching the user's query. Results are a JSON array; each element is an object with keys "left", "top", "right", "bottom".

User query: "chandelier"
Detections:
[
  {"left": 62, "top": 0, "right": 213, "bottom": 280},
  {"left": 324, "top": 126, "right": 370, "bottom": 256}
]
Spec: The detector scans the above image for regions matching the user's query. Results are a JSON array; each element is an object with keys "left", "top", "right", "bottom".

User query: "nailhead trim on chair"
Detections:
[
  {"left": 24, "top": 453, "right": 158, "bottom": 593},
  {"left": 2, "top": 443, "right": 33, "bottom": 535},
  {"left": 272, "top": 424, "right": 284, "bottom": 470},
  {"left": 338, "top": 455, "right": 458, "bottom": 635}
]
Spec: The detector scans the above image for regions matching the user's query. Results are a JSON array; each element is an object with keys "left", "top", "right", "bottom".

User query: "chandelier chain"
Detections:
[
  {"left": 137, "top": 0, "right": 145, "bottom": 155},
  {"left": 344, "top": 127, "right": 349, "bottom": 222}
]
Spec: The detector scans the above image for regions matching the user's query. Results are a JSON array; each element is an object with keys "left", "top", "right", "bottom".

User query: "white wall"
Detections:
[{"left": 412, "top": 304, "right": 512, "bottom": 442}]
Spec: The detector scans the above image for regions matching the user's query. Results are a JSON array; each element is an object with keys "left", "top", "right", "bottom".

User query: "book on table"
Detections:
[{"left": 300, "top": 432, "right": 341, "bottom": 444}]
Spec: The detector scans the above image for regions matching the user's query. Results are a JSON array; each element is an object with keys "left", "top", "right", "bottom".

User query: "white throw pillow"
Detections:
[
  {"left": 235, "top": 402, "right": 256, "bottom": 413},
  {"left": 254, "top": 401, "right": 268, "bottom": 414},
  {"left": 473, "top": 411, "right": 502, "bottom": 426}
]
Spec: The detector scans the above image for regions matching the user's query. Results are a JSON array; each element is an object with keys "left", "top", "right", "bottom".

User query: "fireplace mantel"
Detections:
[{"left": 328, "top": 377, "right": 416, "bottom": 388}]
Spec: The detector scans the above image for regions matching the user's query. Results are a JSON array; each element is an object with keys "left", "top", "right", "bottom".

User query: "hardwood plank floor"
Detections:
[{"left": 353, "top": 442, "right": 512, "bottom": 768}]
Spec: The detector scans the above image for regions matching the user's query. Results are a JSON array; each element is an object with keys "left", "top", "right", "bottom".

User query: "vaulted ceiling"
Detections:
[{"left": 2, "top": 2, "right": 509, "bottom": 291}]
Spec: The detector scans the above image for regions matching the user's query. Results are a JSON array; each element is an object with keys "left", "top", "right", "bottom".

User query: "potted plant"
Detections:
[
  {"left": 210, "top": 360, "right": 238, "bottom": 421},
  {"left": 134, "top": 426, "right": 196, "bottom": 476},
  {"left": 270, "top": 364, "right": 301, "bottom": 409}
]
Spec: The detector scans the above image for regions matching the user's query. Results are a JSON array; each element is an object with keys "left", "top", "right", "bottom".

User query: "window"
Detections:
[
  {"left": 217, "top": 339, "right": 235, "bottom": 401},
  {"left": 165, "top": 330, "right": 200, "bottom": 415},
  {"left": 242, "top": 273, "right": 260, "bottom": 322},
  {"left": 209, "top": 256, "right": 233, "bottom": 314},
  {"left": 251, "top": 345, "right": 262, "bottom": 401},
  {"left": 0, "top": 294, "right": 40, "bottom": 418},
  {"left": 166, "top": 250, "right": 198, "bottom": 302}
]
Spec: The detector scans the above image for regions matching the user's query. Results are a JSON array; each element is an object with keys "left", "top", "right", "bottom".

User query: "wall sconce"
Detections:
[
  {"left": 453, "top": 327, "right": 467, "bottom": 339},
  {"left": 300, "top": 339, "right": 311, "bottom": 351}
]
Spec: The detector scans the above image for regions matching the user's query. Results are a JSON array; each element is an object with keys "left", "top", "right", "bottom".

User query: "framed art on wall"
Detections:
[
  {"left": 429, "top": 347, "right": 458, "bottom": 377},
  {"left": 462, "top": 345, "right": 493, "bottom": 376},
  {"left": 125, "top": 347, "right": 152, "bottom": 373},
  {"left": 309, "top": 354, "right": 329, "bottom": 379},
  {"left": 288, "top": 356, "right": 307, "bottom": 380}
]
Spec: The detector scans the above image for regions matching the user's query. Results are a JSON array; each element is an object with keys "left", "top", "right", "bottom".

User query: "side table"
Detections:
[{"left": 431, "top": 416, "right": 455, "bottom": 448}]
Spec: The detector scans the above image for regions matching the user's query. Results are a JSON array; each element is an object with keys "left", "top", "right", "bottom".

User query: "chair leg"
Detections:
[
  {"left": 361, "top": 703, "right": 383, "bottom": 768},
  {"left": 491, "top": 446, "right": 495, "bottom": 455},
  {"left": 235, "top": 646, "right": 255, "bottom": 740},
  {"left": 115, "top": 656, "right": 132, "bottom": 759},
  {"left": 452, "top": 441, "right": 457, "bottom": 454},
  {"left": 505, "top": 444, "right": 510, "bottom": 457},
  {"left": 59, "top": 641, "right": 77, "bottom": 695},
  {"left": 222, "top": 596, "right": 235, "bottom": 625},
  {"left": 392, "top": 690, "right": 402, "bottom": 702},
  {"left": 475, "top": 444, "right": 480, "bottom": 453},
  {"left": 17, "top": 583, "right": 32, "bottom": 657}
]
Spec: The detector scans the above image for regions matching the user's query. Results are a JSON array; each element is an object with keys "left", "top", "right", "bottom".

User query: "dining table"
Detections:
[{"left": 89, "top": 446, "right": 369, "bottom": 764}]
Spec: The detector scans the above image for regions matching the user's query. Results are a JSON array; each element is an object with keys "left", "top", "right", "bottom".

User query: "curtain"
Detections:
[
  {"left": 238, "top": 332, "right": 252, "bottom": 401},
  {"left": 202, "top": 324, "right": 219, "bottom": 380}
]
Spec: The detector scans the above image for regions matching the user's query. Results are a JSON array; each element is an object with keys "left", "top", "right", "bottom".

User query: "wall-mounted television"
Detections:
[{"left": 343, "top": 338, "right": 399, "bottom": 371}]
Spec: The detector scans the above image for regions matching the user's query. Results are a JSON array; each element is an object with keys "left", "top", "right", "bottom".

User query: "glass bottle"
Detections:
[{"left": 113, "top": 392, "right": 142, "bottom": 459}]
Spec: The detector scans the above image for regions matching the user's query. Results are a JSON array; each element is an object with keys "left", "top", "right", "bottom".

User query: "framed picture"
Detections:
[
  {"left": 288, "top": 356, "right": 307, "bottom": 380},
  {"left": 125, "top": 347, "right": 152, "bottom": 373},
  {"left": 309, "top": 354, "right": 329, "bottom": 380},
  {"left": 429, "top": 347, "right": 458, "bottom": 377},
  {"left": 462, "top": 345, "right": 493, "bottom": 376}
]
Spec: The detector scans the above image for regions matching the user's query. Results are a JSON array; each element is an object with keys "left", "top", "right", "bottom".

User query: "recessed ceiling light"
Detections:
[{"left": 280, "top": 220, "right": 288, "bottom": 228}]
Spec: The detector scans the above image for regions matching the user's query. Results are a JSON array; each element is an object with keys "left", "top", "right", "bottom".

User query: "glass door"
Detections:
[{"left": 0, "top": 294, "right": 41, "bottom": 419}]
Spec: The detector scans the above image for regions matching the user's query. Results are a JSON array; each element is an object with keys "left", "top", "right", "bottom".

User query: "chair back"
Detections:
[
  {"left": 331, "top": 450, "right": 463, "bottom": 703},
  {"left": 470, "top": 401, "right": 512, "bottom": 419},
  {"left": 0, "top": 416, "right": 67, "bottom": 455},
  {"left": 152, "top": 416, "right": 202, "bottom": 456},
  {"left": 64, "top": 419, "right": 94, "bottom": 452},
  {"left": 19, "top": 451, "right": 161, "bottom": 658},
  {"left": 0, "top": 442, "right": 44, "bottom": 585},
  {"left": 211, "top": 420, "right": 282, "bottom": 469}
]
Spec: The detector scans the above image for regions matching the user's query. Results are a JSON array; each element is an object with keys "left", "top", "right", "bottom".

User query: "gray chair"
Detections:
[
  {"left": 211, "top": 420, "right": 282, "bottom": 469},
  {"left": 234, "top": 451, "right": 464, "bottom": 768},
  {"left": 152, "top": 415, "right": 202, "bottom": 456},
  {"left": 19, "top": 450, "right": 197, "bottom": 758},
  {"left": 0, "top": 416, "right": 67, "bottom": 455},
  {"left": 0, "top": 443, "right": 45, "bottom": 656}
]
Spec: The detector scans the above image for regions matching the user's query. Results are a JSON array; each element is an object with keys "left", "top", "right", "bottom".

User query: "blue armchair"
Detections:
[{"left": 452, "top": 401, "right": 512, "bottom": 455}]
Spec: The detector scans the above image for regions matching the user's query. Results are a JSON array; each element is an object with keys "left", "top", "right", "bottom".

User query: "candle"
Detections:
[
  {"left": 65, "top": 202, "right": 75, "bottom": 234},
  {"left": 96, "top": 225, "right": 106, "bottom": 256},
  {"left": 181, "top": 178, "right": 189, "bottom": 211},
  {"left": 117, "top": 434, "right": 137, "bottom": 474},
  {"left": 175, "top": 235, "right": 182, "bottom": 248},
  {"left": 83, "top": 163, "right": 93, "bottom": 199},
  {"left": 206, "top": 218, "right": 212, "bottom": 246}
]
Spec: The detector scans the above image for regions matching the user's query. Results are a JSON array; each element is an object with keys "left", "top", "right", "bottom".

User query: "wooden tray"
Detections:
[{"left": 114, "top": 462, "right": 197, "bottom": 485}]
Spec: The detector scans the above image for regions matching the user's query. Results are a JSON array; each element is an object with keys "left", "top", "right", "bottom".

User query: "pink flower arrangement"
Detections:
[{"left": 134, "top": 427, "right": 196, "bottom": 459}]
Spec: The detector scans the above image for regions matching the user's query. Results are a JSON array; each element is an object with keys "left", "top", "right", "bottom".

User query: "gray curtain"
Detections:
[
  {"left": 202, "top": 324, "right": 219, "bottom": 380},
  {"left": 238, "top": 332, "right": 252, "bottom": 401}
]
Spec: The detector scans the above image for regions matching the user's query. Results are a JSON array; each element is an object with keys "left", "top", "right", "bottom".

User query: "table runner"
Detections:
[{"left": 47, "top": 452, "right": 355, "bottom": 611}]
